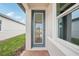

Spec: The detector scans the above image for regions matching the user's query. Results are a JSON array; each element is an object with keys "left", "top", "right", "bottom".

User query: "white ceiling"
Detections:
[{"left": 28, "top": 3, "right": 49, "bottom": 8}]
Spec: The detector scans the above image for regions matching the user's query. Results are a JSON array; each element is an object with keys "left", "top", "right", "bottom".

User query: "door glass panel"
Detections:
[
  {"left": 35, "top": 13, "right": 42, "bottom": 23},
  {"left": 35, "top": 24, "right": 43, "bottom": 43},
  {"left": 34, "top": 13, "right": 43, "bottom": 44}
]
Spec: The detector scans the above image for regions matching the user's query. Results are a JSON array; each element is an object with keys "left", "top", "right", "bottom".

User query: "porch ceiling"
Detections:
[
  {"left": 22, "top": 3, "right": 49, "bottom": 10},
  {"left": 28, "top": 3, "right": 49, "bottom": 8}
]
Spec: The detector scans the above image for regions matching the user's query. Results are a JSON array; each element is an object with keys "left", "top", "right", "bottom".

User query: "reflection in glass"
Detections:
[
  {"left": 34, "top": 13, "right": 43, "bottom": 43},
  {"left": 58, "top": 18, "right": 63, "bottom": 39},
  {"left": 71, "top": 9, "right": 79, "bottom": 45},
  {"left": 35, "top": 13, "right": 42, "bottom": 23},
  {"left": 35, "top": 24, "right": 42, "bottom": 43}
]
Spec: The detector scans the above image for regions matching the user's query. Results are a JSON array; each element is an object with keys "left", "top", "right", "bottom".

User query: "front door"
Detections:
[{"left": 32, "top": 10, "right": 45, "bottom": 47}]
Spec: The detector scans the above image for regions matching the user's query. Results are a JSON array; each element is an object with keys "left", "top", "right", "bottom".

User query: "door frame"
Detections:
[{"left": 31, "top": 10, "right": 45, "bottom": 48}]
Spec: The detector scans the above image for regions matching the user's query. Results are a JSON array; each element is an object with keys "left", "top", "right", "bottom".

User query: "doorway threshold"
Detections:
[{"left": 31, "top": 47, "right": 47, "bottom": 50}]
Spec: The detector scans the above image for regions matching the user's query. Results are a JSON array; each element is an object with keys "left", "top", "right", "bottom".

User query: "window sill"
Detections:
[{"left": 48, "top": 36, "right": 79, "bottom": 56}]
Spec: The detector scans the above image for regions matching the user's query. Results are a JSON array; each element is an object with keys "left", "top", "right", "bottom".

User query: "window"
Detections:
[
  {"left": 58, "top": 14, "right": 71, "bottom": 41},
  {"left": 57, "top": 3, "right": 79, "bottom": 46},
  {"left": 0, "top": 20, "right": 1, "bottom": 31}
]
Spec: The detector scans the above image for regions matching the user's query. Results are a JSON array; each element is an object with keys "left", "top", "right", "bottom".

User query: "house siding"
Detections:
[
  {"left": 0, "top": 15, "right": 25, "bottom": 41},
  {"left": 46, "top": 38, "right": 65, "bottom": 56}
]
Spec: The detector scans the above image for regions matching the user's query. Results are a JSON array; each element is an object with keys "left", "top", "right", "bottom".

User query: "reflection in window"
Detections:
[
  {"left": 71, "top": 9, "right": 79, "bottom": 45},
  {"left": 57, "top": 4, "right": 79, "bottom": 46},
  {"left": 58, "top": 18, "right": 63, "bottom": 39}
]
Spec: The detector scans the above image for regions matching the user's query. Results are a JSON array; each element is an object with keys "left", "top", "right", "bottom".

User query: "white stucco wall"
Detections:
[
  {"left": 0, "top": 16, "right": 25, "bottom": 41},
  {"left": 46, "top": 4, "right": 52, "bottom": 38},
  {"left": 72, "top": 20, "right": 79, "bottom": 38},
  {"left": 26, "top": 9, "right": 31, "bottom": 50}
]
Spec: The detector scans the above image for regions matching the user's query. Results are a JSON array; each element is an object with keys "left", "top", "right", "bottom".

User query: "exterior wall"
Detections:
[
  {"left": 45, "top": 3, "right": 79, "bottom": 56},
  {"left": 24, "top": 3, "right": 79, "bottom": 56},
  {"left": 45, "top": 4, "right": 65, "bottom": 56},
  {"left": 46, "top": 37, "right": 65, "bottom": 56},
  {"left": 72, "top": 20, "right": 79, "bottom": 38},
  {"left": 22, "top": 4, "right": 32, "bottom": 50},
  {"left": 24, "top": 3, "right": 68, "bottom": 55},
  {"left": 0, "top": 16, "right": 25, "bottom": 41},
  {"left": 26, "top": 9, "right": 32, "bottom": 50},
  {"left": 46, "top": 4, "right": 52, "bottom": 38}
]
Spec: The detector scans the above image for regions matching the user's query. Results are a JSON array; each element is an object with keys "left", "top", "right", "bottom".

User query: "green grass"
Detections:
[
  {"left": 71, "top": 38, "right": 79, "bottom": 45},
  {"left": 0, "top": 34, "right": 25, "bottom": 56}
]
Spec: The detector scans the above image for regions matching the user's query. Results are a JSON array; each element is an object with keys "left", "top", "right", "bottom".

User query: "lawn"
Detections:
[
  {"left": 71, "top": 38, "right": 79, "bottom": 45},
  {"left": 0, "top": 34, "right": 25, "bottom": 56}
]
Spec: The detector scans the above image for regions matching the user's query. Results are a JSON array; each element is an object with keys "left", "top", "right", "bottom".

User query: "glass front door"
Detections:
[{"left": 32, "top": 10, "right": 45, "bottom": 47}]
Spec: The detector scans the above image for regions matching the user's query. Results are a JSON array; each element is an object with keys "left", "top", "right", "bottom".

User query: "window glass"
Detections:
[
  {"left": 72, "top": 9, "right": 79, "bottom": 19},
  {"left": 35, "top": 13, "right": 42, "bottom": 23},
  {"left": 34, "top": 12, "right": 43, "bottom": 43},
  {"left": 58, "top": 9, "right": 79, "bottom": 46},
  {"left": 58, "top": 18, "right": 63, "bottom": 39},
  {"left": 57, "top": 3, "right": 79, "bottom": 46},
  {"left": 71, "top": 9, "right": 79, "bottom": 45}
]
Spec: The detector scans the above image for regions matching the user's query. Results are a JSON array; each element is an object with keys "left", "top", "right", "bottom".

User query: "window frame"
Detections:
[{"left": 57, "top": 3, "right": 79, "bottom": 45}]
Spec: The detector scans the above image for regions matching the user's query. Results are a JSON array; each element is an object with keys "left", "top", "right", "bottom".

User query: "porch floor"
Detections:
[{"left": 21, "top": 50, "right": 49, "bottom": 56}]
